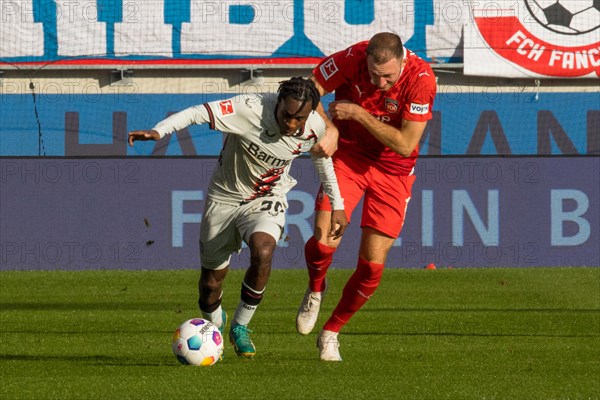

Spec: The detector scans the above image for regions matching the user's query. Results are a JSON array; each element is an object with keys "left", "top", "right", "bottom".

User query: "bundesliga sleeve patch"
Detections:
[
  {"left": 218, "top": 100, "right": 235, "bottom": 116},
  {"left": 319, "top": 58, "right": 339, "bottom": 80},
  {"left": 410, "top": 103, "right": 429, "bottom": 115}
]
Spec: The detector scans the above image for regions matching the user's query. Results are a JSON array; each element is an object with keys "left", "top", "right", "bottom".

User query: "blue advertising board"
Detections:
[
  {"left": 1, "top": 92, "right": 598, "bottom": 156},
  {"left": 1, "top": 157, "right": 598, "bottom": 270}
]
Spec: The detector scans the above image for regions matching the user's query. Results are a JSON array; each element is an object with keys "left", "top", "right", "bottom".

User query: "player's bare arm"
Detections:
[
  {"left": 328, "top": 100, "right": 426, "bottom": 157},
  {"left": 128, "top": 130, "right": 160, "bottom": 146},
  {"left": 309, "top": 75, "right": 339, "bottom": 158}
]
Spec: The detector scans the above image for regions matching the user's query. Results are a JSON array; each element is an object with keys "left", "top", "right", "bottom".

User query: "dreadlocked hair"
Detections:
[{"left": 277, "top": 77, "right": 320, "bottom": 111}]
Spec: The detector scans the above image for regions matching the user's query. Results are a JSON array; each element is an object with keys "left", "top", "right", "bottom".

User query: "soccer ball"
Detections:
[
  {"left": 524, "top": 0, "right": 600, "bottom": 34},
  {"left": 172, "top": 318, "right": 224, "bottom": 366}
]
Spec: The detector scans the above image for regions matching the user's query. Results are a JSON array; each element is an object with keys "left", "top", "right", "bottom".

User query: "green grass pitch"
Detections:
[{"left": 1, "top": 267, "right": 599, "bottom": 400}]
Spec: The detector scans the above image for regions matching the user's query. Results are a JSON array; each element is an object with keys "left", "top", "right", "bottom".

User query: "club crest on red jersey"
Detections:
[
  {"left": 384, "top": 98, "right": 399, "bottom": 114},
  {"left": 218, "top": 100, "right": 235, "bottom": 116}
]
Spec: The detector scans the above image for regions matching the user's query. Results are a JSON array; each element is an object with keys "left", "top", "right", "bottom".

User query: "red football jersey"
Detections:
[{"left": 313, "top": 41, "right": 437, "bottom": 175}]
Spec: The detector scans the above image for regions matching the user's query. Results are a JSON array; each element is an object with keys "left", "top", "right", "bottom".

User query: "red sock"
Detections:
[
  {"left": 305, "top": 236, "right": 336, "bottom": 292},
  {"left": 323, "top": 257, "right": 384, "bottom": 332}
]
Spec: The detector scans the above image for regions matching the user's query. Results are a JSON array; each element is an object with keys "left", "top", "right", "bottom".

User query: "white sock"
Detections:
[
  {"left": 233, "top": 282, "right": 265, "bottom": 326},
  {"left": 202, "top": 305, "right": 223, "bottom": 329},
  {"left": 233, "top": 301, "right": 257, "bottom": 327}
]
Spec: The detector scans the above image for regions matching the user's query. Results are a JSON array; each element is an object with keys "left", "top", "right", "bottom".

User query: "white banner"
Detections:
[
  {"left": 464, "top": 0, "right": 600, "bottom": 78},
  {"left": 0, "top": 0, "right": 44, "bottom": 57},
  {"left": 0, "top": 0, "right": 427, "bottom": 61},
  {"left": 426, "top": 0, "right": 469, "bottom": 60}
]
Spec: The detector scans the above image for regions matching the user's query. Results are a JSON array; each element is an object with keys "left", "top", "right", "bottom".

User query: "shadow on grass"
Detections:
[
  {"left": 343, "top": 331, "right": 600, "bottom": 338},
  {"left": 365, "top": 307, "right": 600, "bottom": 313},
  {"left": 0, "top": 353, "right": 174, "bottom": 367},
  {"left": 0, "top": 302, "right": 182, "bottom": 311}
]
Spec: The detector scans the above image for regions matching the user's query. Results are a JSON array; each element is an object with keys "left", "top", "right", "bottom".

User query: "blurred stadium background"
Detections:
[{"left": 1, "top": 0, "right": 598, "bottom": 270}]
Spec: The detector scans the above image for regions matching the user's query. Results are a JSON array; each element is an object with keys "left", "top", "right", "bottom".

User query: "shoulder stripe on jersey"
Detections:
[{"left": 204, "top": 103, "right": 216, "bottom": 130}]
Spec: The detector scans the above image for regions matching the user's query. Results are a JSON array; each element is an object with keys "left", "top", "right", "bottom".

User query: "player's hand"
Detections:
[
  {"left": 329, "top": 209, "right": 348, "bottom": 240},
  {"left": 128, "top": 130, "right": 160, "bottom": 146},
  {"left": 328, "top": 100, "right": 360, "bottom": 121},
  {"left": 310, "top": 125, "right": 339, "bottom": 157}
]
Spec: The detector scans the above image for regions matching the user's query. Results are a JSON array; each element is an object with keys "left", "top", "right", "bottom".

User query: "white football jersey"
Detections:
[{"left": 153, "top": 93, "right": 343, "bottom": 208}]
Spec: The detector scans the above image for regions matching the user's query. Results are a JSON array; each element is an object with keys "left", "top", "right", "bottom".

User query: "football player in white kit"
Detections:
[{"left": 128, "top": 77, "right": 347, "bottom": 357}]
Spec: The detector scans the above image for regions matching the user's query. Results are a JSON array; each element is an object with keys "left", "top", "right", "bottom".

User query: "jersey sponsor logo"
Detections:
[
  {"left": 247, "top": 142, "right": 291, "bottom": 168},
  {"left": 385, "top": 98, "right": 399, "bottom": 114},
  {"left": 320, "top": 58, "right": 339, "bottom": 80},
  {"left": 410, "top": 103, "right": 429, "bottom": 115},
  {"left": 418, "top": 71, "right": 430, "bottom": 78},
  {"left": 218, "top": 100, "right": 235, "bottom": 116}
]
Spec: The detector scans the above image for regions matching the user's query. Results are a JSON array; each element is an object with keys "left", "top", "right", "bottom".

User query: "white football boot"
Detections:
[
  {"left": 317, "top": 329, "right": 342, "bottom": 361},
  {"left": 296, "top": 284, "right": 327, "bottom": 335}
]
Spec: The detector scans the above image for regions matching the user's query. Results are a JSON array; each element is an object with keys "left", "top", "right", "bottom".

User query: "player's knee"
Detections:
[
  {"left": 249, "top": 242, "right": 275, "bottom": 268},
  {"left": 311, "top": 232, "right": 342, "bottom": 249},
  {"left": 248, "top": 232, "right": 276, "bottom": 263},
  {"left": 312, "top": 213, "right": 343, "bottom": 248},
  {"left": 324, "top": 235, "right": 343, "bottom": 249}
]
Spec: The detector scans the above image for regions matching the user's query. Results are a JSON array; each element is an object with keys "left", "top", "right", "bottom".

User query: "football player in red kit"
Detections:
[{"left": 296, "top": 32, "right": 437, "bottom": 361}]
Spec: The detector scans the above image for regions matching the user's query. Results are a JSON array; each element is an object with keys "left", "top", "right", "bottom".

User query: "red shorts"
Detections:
[{"left": 315, "top": 156, "right": 416, "bottom": 238}]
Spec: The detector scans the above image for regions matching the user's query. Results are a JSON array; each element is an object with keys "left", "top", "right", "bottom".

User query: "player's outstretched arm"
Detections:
[
  {"left": 128, "top": 130, "right": 160, "bottom": 146},
  {"left": 129, "top": 104, "right": 214, "bottom": 148}
]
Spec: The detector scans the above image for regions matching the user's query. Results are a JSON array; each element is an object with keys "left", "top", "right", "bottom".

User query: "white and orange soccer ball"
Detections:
[{"left": 171, "top": 318, "right": 224, "bottom": 366}]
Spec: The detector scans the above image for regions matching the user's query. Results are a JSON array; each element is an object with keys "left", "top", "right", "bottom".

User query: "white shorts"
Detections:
[{"left": 199, "top": 196, "right": 287, "bottom": 270}]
